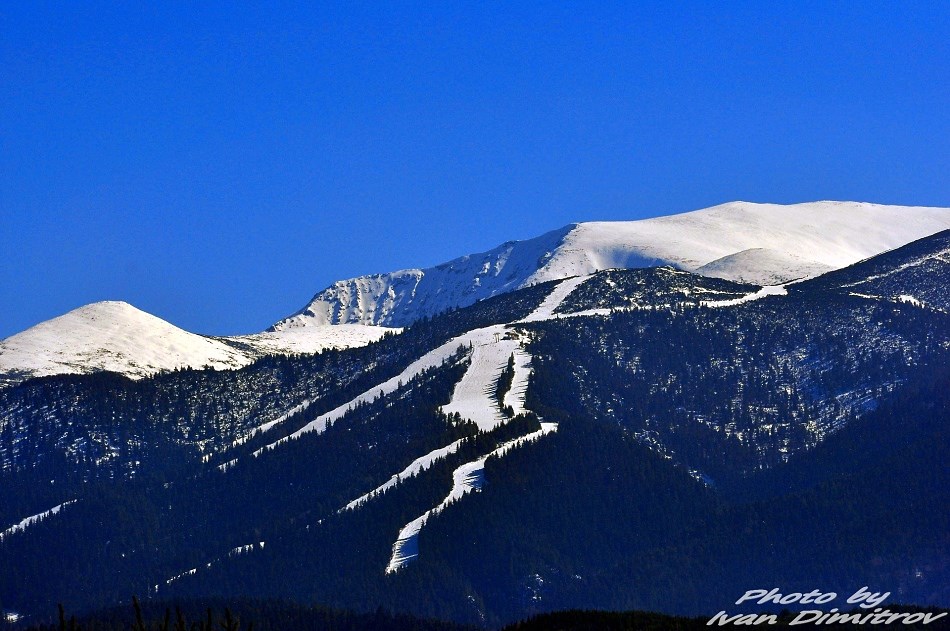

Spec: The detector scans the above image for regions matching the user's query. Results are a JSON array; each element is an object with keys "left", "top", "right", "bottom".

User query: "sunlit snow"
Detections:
[
  {"left": 275, "top": 201, "right": 950, "bottom": 328},
  {"left": 0, "top": 302, "right": 397, "bottom": 383}
]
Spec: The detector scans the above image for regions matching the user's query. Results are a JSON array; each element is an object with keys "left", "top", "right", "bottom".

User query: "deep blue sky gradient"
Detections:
[{"left": 2, "top": 2, "right": 948, "bottom": 337}]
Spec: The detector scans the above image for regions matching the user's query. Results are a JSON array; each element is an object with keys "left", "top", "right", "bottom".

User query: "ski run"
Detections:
[
  {"left": 502, "top": 347, "right": 532, "bottom": 416},
  {"left": 341, "top": 438, "right": 467, "bottom": 512},
  {"left": 520, "top": 274, "right": 592, "bottom": 322},
  {"left": 239, "top": 273, "right": 801, "bottom": 572},
  {"left": 440, "top": 325, "right": 520, "bottom": 431},
  {"left": 231, "top": 399, "right": 312, "bottom": 449},
  {"left": 253, "top": 333, "right": 478, "bottom": 456},
  {"left": 331, "top": 278, "right": 589, "bottom": 518},
  {"left": 160, "top": 542, "right": 266, "bottom": 592},
  {"left": 0, "top": 500, "right": 77, "bottom": 542},
  {"left": 255, "top": 275, "right": 592, "bottom": 455},
  {"left": 375, "top": 278, "right": 589, "bottom": 572},
  {"left": 385, "top": 422, "right": 559, "bottom": 574}
]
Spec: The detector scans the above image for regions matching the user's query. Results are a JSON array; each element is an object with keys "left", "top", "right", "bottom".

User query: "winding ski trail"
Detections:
[{"left": 385, "top": 422, "right": 558, "bottom": 573}]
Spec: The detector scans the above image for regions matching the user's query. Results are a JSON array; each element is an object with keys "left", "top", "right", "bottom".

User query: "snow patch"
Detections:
[
  {"left": 228, "top": 541, "right": 265, "bottom": 557},
  {"left": 701, "top": 285, "right": 788, "bottom": 308},
  {"left": 165, "top": 568, "right": 197, "bottom": 585}
]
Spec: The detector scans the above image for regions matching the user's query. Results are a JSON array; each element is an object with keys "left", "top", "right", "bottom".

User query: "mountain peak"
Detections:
[
  {"left": 273, "top": 200, "right": 950, "bottom": 329},
  {"left": 0, "top": 301, "right": 398, "bottom": 384},
  {"left": 0, "top": 301, "right": 251, "bottom": 382}
]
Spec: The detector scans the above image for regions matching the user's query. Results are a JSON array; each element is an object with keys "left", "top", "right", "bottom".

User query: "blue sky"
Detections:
[{"left": 2, "top": 2, "right": 948, "bottom": 337}]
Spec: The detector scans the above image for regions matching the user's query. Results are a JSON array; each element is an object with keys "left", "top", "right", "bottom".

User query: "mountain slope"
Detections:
[
  {"left": 0, "top": 302, "right": 396, "bottom": 385},
  {"left": 792, "top": 229, "right": 950, "bottom": 311},
  {"left": 274, "top": 201, "right": 950, "bottom": 328},
  {"left": 1, "top": 235, "right": 948, "bottom": 625},
  {"left": 695, "top": 248, "right": 834, "bottom": 285},
  {"left": 271, "top": 225, "right": 575, "bottom": 331}
]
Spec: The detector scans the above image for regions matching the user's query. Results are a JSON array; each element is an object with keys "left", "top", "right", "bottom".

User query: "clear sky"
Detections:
[{"left": 2, "top": 2, "right": 948, "bottom": 338}]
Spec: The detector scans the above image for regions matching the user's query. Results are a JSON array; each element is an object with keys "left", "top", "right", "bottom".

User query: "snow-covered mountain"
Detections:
[
  {"left": 2, "top": 230, "right": 949, "bottom": 623},
  {"left": 0, "top": 301, "right": 396, "bottom": 384},
  {"left": 4, "top": 200, "right": 948, "bottom": 384},
  {"left": 274, "top": 201, "right": 950, "bottom": 328}
]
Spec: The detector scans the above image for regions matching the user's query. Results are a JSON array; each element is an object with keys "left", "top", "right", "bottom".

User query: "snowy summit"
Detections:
[
  {"left": 273, "top": 201, "right": 950, "bottom": 328},
  {"left": 0, "top": 301, "right": 396, "bottom": 384}
]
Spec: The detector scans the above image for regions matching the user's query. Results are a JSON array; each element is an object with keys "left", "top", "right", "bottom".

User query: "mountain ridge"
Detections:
[
  {"left": 3, "top": 200, "right": 949, "bottom": 385},
  {"left": 1, "top": 231, "right": 948, "bottom": 624},
  {"left": 274, "top": 200, "right": 950, "bottom": 328}
]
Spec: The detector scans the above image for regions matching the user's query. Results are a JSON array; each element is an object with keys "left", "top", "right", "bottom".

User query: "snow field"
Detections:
[{"left": 276, "top": 202, "right": 950, "bottom": 328}]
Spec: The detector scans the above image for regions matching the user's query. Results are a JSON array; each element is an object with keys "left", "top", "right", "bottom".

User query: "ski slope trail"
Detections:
[
  {"left": 521, "top": 275, "right": 592, "bottom": 322},
  {"left": 1, "top": 500, "right": 77, "bottom": 541},
  {"left": 336, "top": 276, "right": 587, "bottom": 512},
  {"left": 441, "top": 325, "right": 516, "bottom": 431},
  {"left": 341, "top": 438, "right": 467, "bottom": 512},
  {"left": 231, "top": 400, "right": 312, "bottom": 449},
  {"left": 159, "top": 542, "right": 266, "bottom": 593},
  {"left": 385, "top": 422, "right": 558, "bottom": 573},
  {"left": 442, "top": 275, "right": 590, "bottom": 429},
  {"left": 256, "top": 275, "right": 589, "bottom": 455},
  {"left": 254, "top": 335, "right": 471, "bottom": 455},
  {"left": 503, "top": 347, "right": 532, "bottom": 416}
]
